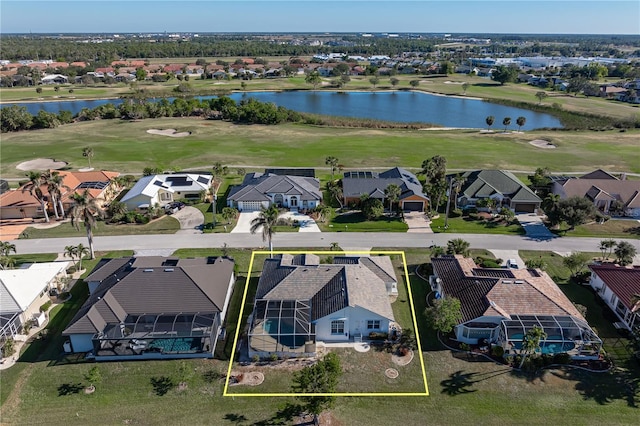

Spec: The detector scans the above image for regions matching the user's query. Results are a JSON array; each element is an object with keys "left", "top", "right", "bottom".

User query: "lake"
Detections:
[{"left": 3, "top": 90, "right": 563, "bottom": 130}]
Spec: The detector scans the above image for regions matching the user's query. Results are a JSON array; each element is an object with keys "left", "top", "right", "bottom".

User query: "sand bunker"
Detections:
[
  {"left": 229, "top": 371, "right": 264, "bottom": 386},
  {"left": 146, "top": 129, "right": 191, "bottom": 137},
  {"left": 17, "top": 158, "right": 68, "bottom": 171},
  {"left": 529, "top": 139, "right": 557, "bottom": 149}
]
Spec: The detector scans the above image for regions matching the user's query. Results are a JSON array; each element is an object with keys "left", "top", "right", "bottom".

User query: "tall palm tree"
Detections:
[
  {"left": 516, "top": 116, "right": 526, "bottom": 132},
  {"left": 82, "top": 147, "right": 94, "bottom": 169},
  {"left": 502, "top": 117, "right": 511, "bottom": 132},
  {"left": 384, "top": 183, "right": 402, "bottom": 212},
  {"left": 22, "top": 171, "right": 49, "bottom": 223},
  {"left": 70, "top": 190, "right": 103, "bottom": 260},
  {"left": 446, "top": 238, "right": 470, "bottom": 257},
  {"left": 325, "top": 156, "right": 339, "bottom": 181},
  {"left": 43, "top": 171, "right": 70, "bottom": 219},
  {"left": 598, "top": 239, "right": 617, "bottom": 260},
  {"left": 485, "top": 116, "right": 494, "bottom": 131},
  {"left": 250, "top": 205, "right": 280, "bottom": 257}
]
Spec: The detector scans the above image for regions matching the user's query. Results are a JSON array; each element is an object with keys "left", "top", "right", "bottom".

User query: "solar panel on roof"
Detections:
[
  {"left": 153, "top": 180, "right": 163, "bottom": 186},
  {"left": 76, "top": 181, "right": 108, "bottom": 190},
  {"left": 196, "top": 176, "right": 209, "bottom": 184}
]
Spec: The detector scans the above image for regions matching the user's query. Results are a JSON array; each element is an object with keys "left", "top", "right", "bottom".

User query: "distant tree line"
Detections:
[{"left": 0, "top": 96, "right": 305, "bottom": 132}]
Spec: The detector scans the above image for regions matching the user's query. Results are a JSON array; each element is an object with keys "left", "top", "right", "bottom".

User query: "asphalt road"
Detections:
[{"left": 11, "top": 231, "right": 640, "bottom": 257}]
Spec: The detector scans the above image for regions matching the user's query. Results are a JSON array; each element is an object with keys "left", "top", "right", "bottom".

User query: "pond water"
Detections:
[{"left": 3, "top": 90, "right": 562, "bottom": 130}]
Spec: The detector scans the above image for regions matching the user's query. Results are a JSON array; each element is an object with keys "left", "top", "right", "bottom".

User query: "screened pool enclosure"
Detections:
[
  {"left": 498, "top": 315, "right": 602, "bottom": 359},
  {"left": 248, "top": 300, "right": 315, "bottom": 356}
]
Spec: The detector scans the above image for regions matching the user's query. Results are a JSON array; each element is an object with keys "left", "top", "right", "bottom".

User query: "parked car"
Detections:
[{"left": 506, "top": 259, "right": 519, "bottom": 269}]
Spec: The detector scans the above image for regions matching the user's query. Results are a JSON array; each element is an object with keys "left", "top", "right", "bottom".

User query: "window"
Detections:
[
  {"left": 160, "top": 192, "right": 172, "bottom": 201},
  {"left": 331, "top": 320, "right": 344, "bottom": 335},
  {"left": 367, "top": 320, "right": 381, "bottom": 330},
  {"left": 610, "top": 293, "right": 617, "bottom": 305}
]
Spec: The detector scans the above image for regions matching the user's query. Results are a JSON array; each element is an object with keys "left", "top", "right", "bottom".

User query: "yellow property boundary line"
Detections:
[{"left": 223, "top": 250, "right": 429, "bottom": 397}]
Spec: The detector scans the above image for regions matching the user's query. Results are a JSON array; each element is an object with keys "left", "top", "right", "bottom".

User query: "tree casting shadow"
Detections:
[
  {"left": 150, "top": 376, "right": 175, "bottom": 396},
  {"left": 57, "top": 382, "right": 84, "bottom": 396}
]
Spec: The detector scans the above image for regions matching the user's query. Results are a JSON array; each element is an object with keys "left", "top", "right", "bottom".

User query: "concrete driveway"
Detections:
[
  {"left": 516, "top": 213, "right": 555, "bottom": 240},
  {"left": 172, "top": 206, "right": 204, "bottom": 233},
  {"left": 231, "top": 211, "right": 320, "bottom": 233},
  {"left": 404, "top": 211, "right": 432, "bottom": 233}
]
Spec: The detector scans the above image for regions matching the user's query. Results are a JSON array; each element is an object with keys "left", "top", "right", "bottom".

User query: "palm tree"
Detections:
[
  {"left": 384, "top": 183, "right": 402, "bottom": 213},
  {"left": 22, "top": 171, "right": 49, "bottom": 223},
  {"left": 75, "top": 243, "right": 90, "bottom": 271},
  {"left": 70, "top": 190, "right": 103, "bottom": 260},
  {"left": 325, "top": 156, "right": 339, "bottom": 181},
  {"left": 502, "top": 117, "right": 511, "bottom": 132},
  {"left": 43, "top": 171, "right": 70, "bottom": 219},
  {"left": 0, "top": 241, "right": 16, "bottom": 257},
  {"left": 519, "top": 325, "right": 547, "bottom": 368},
  {"left": 485, "top": 116, "right": 494, "bottom": 131},
  {"left": 64, "top": 244, "right": 78, "bottom": 268},
  {"left": 516, "top": 116, "right": 526, "bottom": 132},
  {"left": 82, "top": 147, "right": 94, "bottom": 169},
  {"left": 328, "top": 183, "right": 344, "bottom": 209},
  {"left": 598, "top": 239, "right": 617, "bottom": 260},
  {"left": 250, "top": 205, "right": 280, "bottom": 257},
  {"left": 0, "top": 256, "right": 16, "bottom": 270},
  {"left": 631, "top": 293, "right": 640, "bottom": 313},
  {"left": 446, "top": 238, "right": 470, "bottom": 257},
  {"left": 315, "top": 204, "right": 332, "bottom": 223}
]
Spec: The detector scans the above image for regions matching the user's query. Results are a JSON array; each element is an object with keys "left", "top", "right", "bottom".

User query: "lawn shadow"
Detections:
[
  {"left": 625, "top": 226, "right": 640, "bottom": 236},
  {"left": 549, "top": 367, "right": 639, "bottom": 408},
  {"left": 441, "top": 368, "right": 511, "bottom": 396},
  {"left": 253, "top": 402, "right": 304, "bottom": 426},
  {"left": 223, "top": 413, "right": 248, "bottom": 424},
  {"left": 150, "top": 376, "right": 175, "bottom": 396},
  {"left": 57, "top": 382, "right": 84, "bottom": 396}
]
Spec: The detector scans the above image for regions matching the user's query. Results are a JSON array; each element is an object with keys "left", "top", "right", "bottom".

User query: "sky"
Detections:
[{"left": 1, "top": 0, "right": 639, "bottom": 35}]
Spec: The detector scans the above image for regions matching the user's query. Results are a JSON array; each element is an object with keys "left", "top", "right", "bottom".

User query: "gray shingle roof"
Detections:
[
  {"left": 228, "top": 173, "right": 321, "bottom": 203},
  {"left": 63, "top": 257, "right": 234, "bottom": 336},
  {"left": 255, "top": 255, "right": 396, "bottom": 322},
  {"left": 459, "top": 170, "right": 541, "bottom": 203},
  {"left": 342, "top": 167, "right": 429, "bottom": 202}
]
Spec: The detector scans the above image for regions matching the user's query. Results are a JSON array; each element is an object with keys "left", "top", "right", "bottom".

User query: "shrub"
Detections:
[
  {"left": 481, "top": 260, "right": 501, "bottom": 268},
  {"left": 553, "top": 352, "right": 572, "bottom": 364},
  {"left": 251, "top": 354, "right": 260, "bottom": 363},
  {"left": 491, "top": 345, "right": 504, "bottom": 357},
  {"left": 39, "top": 300, "right": 52, "bottom": 312},
  {"left": 368, "top": 332, "right": 388, "bottom": 341},
  {"left": 2, "top": 337, "right": 15, "bottom": 358},
  {"left": 66, "top": 265, "right": 77, "bottom": 274},
  {"left": 269, "top": 353, "right": 279, "bottom": 362},
  {"left": 449, "top": 208, "right": 463, "bottom": 218}
]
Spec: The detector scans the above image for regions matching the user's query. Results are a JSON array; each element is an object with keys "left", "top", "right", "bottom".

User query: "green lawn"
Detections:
[
  {"left": 20, "top": 216, "right": 180, "bottom": 239},
  {"left": 1, "top": 248, "right": 639, "bottom": 425},
  {"left": 2, "top": 118, "right": 639, "bottom": 179},
  {"left": 320, "top": 211, "right": 408, "bottom": 232},
  {"left": 430, "top": 215, "right": 525, "bottom": 235},
  {"left": 560, "top": 219, "right": 640, "bottom": 239}
]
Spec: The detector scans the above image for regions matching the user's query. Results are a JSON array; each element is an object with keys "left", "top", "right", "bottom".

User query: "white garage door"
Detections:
[{"left": 241, "top": 201, "right": 263, "bottom": 212}]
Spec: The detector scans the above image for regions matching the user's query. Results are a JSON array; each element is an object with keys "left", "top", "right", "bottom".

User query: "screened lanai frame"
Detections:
[
  {"left": 498, "top": 314, "right": 602, "bottom": 356},
  {"left": 95, "top": 312, "right": 218, "bottom": 341},
  {"left": 249, "top": 299, "right": 315, "bottom": 354},
  {"left": 0, "top": 312, "right": 21, "bottom": 352}
]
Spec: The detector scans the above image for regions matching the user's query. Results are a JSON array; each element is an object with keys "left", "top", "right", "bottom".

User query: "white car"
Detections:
[{"left": 506, "top": 259, "right": 519, "bottom": 269}]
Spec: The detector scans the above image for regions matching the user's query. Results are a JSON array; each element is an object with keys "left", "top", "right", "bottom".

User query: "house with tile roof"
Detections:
[
  {"left": 1, "top": 262, "right": 70, "bottom": 355},
  {"left": 227, "top": 173, "right": 321, "bottom": 212},
  {"left": 0, "top": 170, "right": 120, "bottom": 220},
  {"left": 62, "top": 256, "right": 235, "bottom": 360},
  {"left": 455, "top": 169, "right": 542, "bottom": 213},
  {"left": 248, "top": 254, "right": 397, "bottom": 358},
  {"left": 588, "top": 264, "right": 640, "bottom": 330},
  {"left": 342, "top": 167, "right": 430, "bottom": 212},
  {"left": 551, "top": 169, "right": 640, "bottom": 217},
  {"left": 430, "top": 255, "right": 602, "bottom": 359},
  {"left": 121, "top": 173, "right": 212, "bottom": 210}
]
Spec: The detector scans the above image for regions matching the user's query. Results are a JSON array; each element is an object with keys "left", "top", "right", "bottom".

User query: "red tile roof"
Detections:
[{"left": 589, "top": 264, "right": 640, "bottom": 310}]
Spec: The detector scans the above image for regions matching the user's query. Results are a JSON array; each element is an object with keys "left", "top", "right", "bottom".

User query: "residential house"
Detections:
[
  {"left": 550, "top": 169, "right": 640, "bottom": 217},
  {"left": 114, "top": 72, "right": 136, "bottom": 82},
  {"left": 121, "top": 173, "right": 212, "bottom": 210},
  {"left": 589, "top": 264, "right": 640, "bottom": 330},
  {"left": 431, "top": 255, "right": 602, "bottom": 360},
  {"left": 1, "top": 262, "right": 71, "bottom": 354},
  {"left": 0, "top": 170, "right": 120, "bottom": 220},
  {"left": 62, "top": 256, "right": 235, "bottom": 360},
  {"left": 248, "top": 254, "right": 397, "bottom": 358},
  {"left": 342, "top": 167, "right": 429, "bottom": 212},
  {"left": 227, "top": 173, "right": 321, "bottom": 212},
  {"left": 455, "top": 170, "right": 542, "bottom": 213},
  {"left": 40, "top": 74, "right": 69, "bottom": 85}
]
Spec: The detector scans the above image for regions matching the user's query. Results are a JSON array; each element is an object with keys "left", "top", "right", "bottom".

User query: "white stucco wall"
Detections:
[
  {"left": 219, "top": 273, "right": 235, "bottom": 323},
  {"left": 315, "top": 306, "right": 391, "bottom": 342}
]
